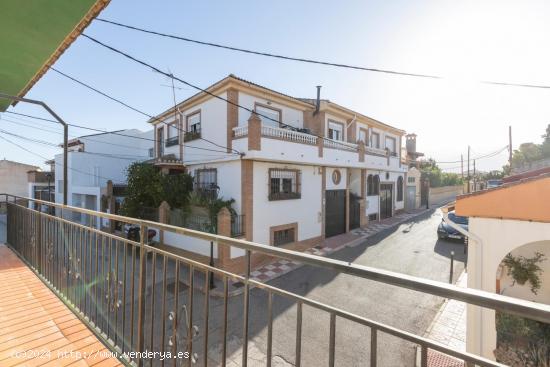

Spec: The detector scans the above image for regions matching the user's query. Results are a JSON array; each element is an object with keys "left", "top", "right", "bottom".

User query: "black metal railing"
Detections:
[
  {"left": 2, "top": 193, "right": 550, "bottom": 367},
  {"left": 170, "top": 208, "right": 215, "bottom": 234},
  {"left": 231, "top": 214, "right": 245, "bottom": 237},
  {"left": 165, "top": 136, "right": 179, "bottom": 147},
  {"left": 184, "top": 128, "right": 201, "bottom": 142}
]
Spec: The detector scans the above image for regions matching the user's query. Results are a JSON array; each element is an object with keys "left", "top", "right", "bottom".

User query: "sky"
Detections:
[{"left": 2, "top": 0, "right": 550, "bottom": 173}]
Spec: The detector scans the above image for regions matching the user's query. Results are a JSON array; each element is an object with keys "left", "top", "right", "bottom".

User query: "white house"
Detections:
[
  {"left": 148, "top": 75, "right": 408, "bottom": 267},
  {"left": 455, "top": 173, "right": 550, "bottom": 361},
  {"left": 54, "top": 129, "right": 153, "bottom": 223}
]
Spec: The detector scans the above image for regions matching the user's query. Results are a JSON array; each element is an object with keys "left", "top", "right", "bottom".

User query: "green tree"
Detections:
[{"left": 121, "top": 162, "right": 193, "bottom": 218}]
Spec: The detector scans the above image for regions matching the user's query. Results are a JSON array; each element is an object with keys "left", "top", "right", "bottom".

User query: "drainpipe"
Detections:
[{"left": 442, "top": 211, "right": 484, "bottom": 356}]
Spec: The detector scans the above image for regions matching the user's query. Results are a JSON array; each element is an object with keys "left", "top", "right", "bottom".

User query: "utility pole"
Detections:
[
  {"left": 473, "top": 160, "right": 476, "bottom": 192},
  {"left": 508, "top": 125, "right": 512, "bottom": 173},
  {"left": 461, "top": 154, "right": 464, "bottom": 178},
  {"left": 467, "top": 146, "right": 471, "bottom": 193}
]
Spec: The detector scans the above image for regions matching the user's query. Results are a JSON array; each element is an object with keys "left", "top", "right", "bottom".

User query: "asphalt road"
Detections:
[{"left": 212, "top": 208, "right": 467, "bottom": 367}]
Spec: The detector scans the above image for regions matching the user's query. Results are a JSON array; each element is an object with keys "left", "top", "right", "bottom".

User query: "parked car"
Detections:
[
  {"left": 437, "top": 211, "right": 468, "bottom": 242},
  {"left": 487, "top": 179, "right": 503, "bottom": 188}
]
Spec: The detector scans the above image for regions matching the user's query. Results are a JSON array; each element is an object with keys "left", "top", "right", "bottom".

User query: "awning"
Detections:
[{"left": 0, "top": 0, "right": 110, "bottom": 111}]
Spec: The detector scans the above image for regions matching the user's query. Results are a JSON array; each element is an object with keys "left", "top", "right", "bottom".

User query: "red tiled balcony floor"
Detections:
[{"left": 0, "top": 244, "right": 123, "bottom": 367}]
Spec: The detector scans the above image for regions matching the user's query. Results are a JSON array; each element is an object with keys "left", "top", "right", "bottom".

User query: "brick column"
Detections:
[
  {"left": 158, "top": 201, "right": 171, "bottom": 245},
  {"left": 360, "top": 169, "right": 368, "bottom": 227},
  {"left": 345, "top": 169, "right": 350, "bottom": 233},
  {"left": 227, "top": 88, "right": 239, "bottom": 153},
  {"left": 217, "top": 207, "right": 232, "bottom": 266},
  {"left": 358, "top": 141, "right": 365, "bottom": 163},
  {"left": 317, "top": 136, "right": 324, "bottom": 158},
  {"left": 248, "top": 112, "right": 261, "bottom": 151}
]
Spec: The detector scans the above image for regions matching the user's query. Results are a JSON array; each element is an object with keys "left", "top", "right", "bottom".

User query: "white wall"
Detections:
[
  {"left": 325, "top": 167, "right": 347, "bottom": 190},
  {"left": 187, "top": 159, "right": 242, "bottom": 213},
  {"left": 0, "top": 160, "right": 38, "bottom": 197},
  {"left": 466, "top": 217, "right": 550, "bottom": 360},
  {"left": 54, "top": 129, "right": 153, "bottom": 207},
  {"left": 252, "top": 161, "right": 322, "bottom": 246}
]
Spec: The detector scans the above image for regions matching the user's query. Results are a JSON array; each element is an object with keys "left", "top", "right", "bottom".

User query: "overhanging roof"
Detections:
[{"left": 0, "top": 0, "right": 110, "bottom": 111}]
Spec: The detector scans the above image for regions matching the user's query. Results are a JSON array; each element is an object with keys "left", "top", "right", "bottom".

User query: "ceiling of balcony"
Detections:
[{"left": 0, "top": 0, "right": 110, "bottom": 111}]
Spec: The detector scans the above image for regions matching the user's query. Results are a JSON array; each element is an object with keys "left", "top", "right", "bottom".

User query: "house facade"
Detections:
[
  {"left": 150, "top": 75, "right": 407, "bottom": 257},
  {"left": 150, "top": 75, "right": 407, "bottom": 262},
  {"left": 455, "top": 174, "right": 550, "bottom": 361},
  {"left": 0, "top": 159, "right": 39, "bottom": 197},
  {"left": 54, "top": 129, "right": 153, "bottom": 224}
]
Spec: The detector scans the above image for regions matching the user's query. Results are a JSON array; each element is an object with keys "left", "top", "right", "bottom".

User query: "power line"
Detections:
[
  {"left": 0, "top": 133, "right": 124, "bottom": 183},
  {"left": 95, "top": 18, "right": 439, "bottom": 80},
  {"left": 81, "top": 33, "right": 350, "bottom": 148},
  {"left": 3, "top": 110, "right": 238, "bottom": 155},
  {"left": 51, "top": 67, "right": 241, "bottom": 155},
  {"left": 0, "top": 114, "right": 151, "bottom": 152},
  {"left": 95, "top": 18, "right": 550, "bottom": 90}
]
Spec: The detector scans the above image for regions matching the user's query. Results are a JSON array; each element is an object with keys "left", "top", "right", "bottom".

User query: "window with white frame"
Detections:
[
  {"left": 358, "top": 129, "right": 368, "bottom": 144},
  {"left": 385, "top": 136, "right": 397, "bottom": 155},
  {"left": 187, "top": 112, "right": 201, "bottom": 133},
  {"left": 269, "top": 168, "right": 301, "bottom": 200},
  {"left": 328, "top": 121, "right": 344, "bottom": 141},
  {"left": 255, "top": 104, "right": 280, "bottom": 128},
  {"left": 185, "top": 112, "right": 201, "bottom": 142},
  {"left": 371, "top": 132, "right": 380, "bottom": 148},
  {"left": 167, "top": 122, "right": 179, "bottom": 138}
]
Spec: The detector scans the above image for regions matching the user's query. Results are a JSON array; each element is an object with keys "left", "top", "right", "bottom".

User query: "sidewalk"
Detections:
[
  {"left": 422, "top": 271, "right": 467, "bottom": 367},
  {"left": 247, "top": 207, "right": 431, "bottom": 286}
]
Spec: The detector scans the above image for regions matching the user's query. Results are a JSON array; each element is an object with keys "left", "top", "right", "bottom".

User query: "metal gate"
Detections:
[
  {"left": 349, "top": 193, "right": 361, "bottom": 230},
  {"left": 325, "top": 190, "right": 346, "bottom": 237},
  {"left": 380, "top": 183, "right": 393, "bottom": 220}
]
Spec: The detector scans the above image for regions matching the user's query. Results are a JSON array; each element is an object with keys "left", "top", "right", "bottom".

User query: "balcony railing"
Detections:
[
  {"left": 261, "top": 125, "right": 317, "bottom": 145},
  {"left": 184, "top": 128, "right": 201, "bottom": 142},
  {"left": 323, "top": 138, "right": 358, "bottom": 152},
  {"left": 233, "top": 125, "right": 248, "bottom": 138},
  {"left": 4, "top": 193, "right": 549, "bottom": 367},
  {"left": 165, "top": 136, "right": 179, "bottom": 147}
]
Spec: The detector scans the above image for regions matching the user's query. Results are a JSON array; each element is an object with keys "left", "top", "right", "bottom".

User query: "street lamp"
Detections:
[{"left": 0, "top": 93, "right": 68, "bottom": 205}]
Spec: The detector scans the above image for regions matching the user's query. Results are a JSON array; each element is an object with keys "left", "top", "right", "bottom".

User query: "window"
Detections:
[
  {"left": 273, "top": 227, "right": 296, "bottom": 246},
  {"left": 385, "top": 136, "right": 397, "bottom": 155},
  {"left": 255, "top": 104, "right": 281, "bottom": 128},
  {"left": 358, "top": 128, "right": 368, "bottom": 144},
  {"left": 367, "top": 174, "right": 380, "bottom": 195},
  {"left": 328, "top": 121, "right": 344, "bottom": 141},
  {"left": 369, "top": 213, "right": 378, "bottom": 221},
  {"left": 157, "top": 127, "right": 164, "bottom": 157},
  {"left": 269, "top": 169, "right": 301, "bottom": 200},
  {"left": 185, "top": 112, "right": 201, "bottom": 142},
  {"left": 195, "top": 168, "right": 218, "bottom": 199},
  {"left": 371, "top": 132, "right": 380, "bottom": 148},
  {"left": 166, "top": 121, "right": 179, "bottom": 147},
  {"left": 408, "top": 177, "right": 415, "bottom": 184},
  {"left": 397, "top": 176, "right": 404, "bottom": 202}
]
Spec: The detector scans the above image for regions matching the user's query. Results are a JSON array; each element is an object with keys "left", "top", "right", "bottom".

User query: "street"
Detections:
[{"left": 203, "top": 208, "right": 466, "bottom": 367}]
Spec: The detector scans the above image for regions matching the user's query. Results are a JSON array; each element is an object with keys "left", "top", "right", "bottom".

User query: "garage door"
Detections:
[{"left": 325, "top": 190, "right": 346, "bottom": 237}]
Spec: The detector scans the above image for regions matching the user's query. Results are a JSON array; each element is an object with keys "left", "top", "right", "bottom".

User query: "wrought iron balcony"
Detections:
[
  {"left": 184, "top": 128, "right": 201, "bottom": 142},
  {"left": 2, "top": 193, "right": 550, "bottom": 367},
  {"left": 165, "top": 136, "right": 179, "bottom": 147}
]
